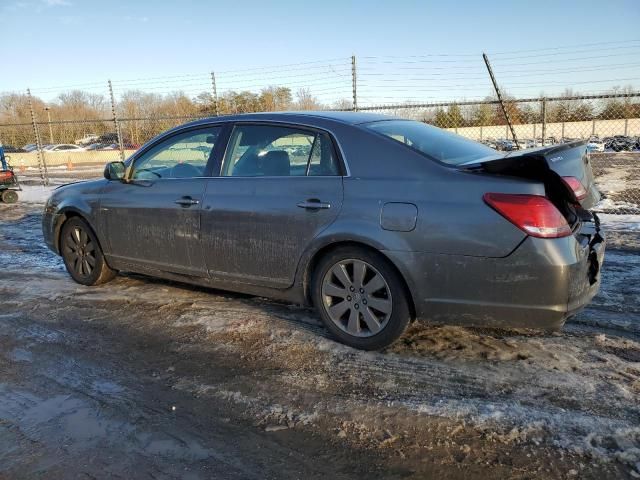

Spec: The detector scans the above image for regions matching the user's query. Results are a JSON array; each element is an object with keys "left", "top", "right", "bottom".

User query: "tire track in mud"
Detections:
[
  {"left": 1, "top": 311, "right": 402, "bottom": 480},
  {"left": 2, "top": 267, "right": 639, "bottom": 424}
]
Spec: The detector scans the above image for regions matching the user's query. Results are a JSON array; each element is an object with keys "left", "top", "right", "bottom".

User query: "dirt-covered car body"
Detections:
[{"left": 43, "top": 112, "right": 604, "bottom": 336}]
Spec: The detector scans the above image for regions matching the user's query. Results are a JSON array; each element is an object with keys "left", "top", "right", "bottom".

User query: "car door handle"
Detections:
[
  {"left": 175, "top": 197, "right": 199, "bottom": 207},
  {"left": 297, "top": 199, "right": 331, "bottom": 210}
]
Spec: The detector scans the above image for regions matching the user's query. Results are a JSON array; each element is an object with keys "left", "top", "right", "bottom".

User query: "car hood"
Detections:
[{"left": 52, "top": 179, "right": 107, "bottom": 197}]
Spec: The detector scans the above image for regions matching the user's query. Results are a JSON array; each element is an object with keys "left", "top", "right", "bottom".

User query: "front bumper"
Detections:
[
  {"left": 42, "top": 206, "right": 62, "bottom": 255},
  {"left": 384, "top": 219, "right": 605, "bottom": 330}
]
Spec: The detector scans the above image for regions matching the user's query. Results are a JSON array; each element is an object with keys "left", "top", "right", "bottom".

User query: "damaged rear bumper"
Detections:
[{"left": 383, "top": 218, "right": 605, "bottom": 329}]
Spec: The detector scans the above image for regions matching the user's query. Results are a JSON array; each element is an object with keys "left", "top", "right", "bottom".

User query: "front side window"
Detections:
[
  {"left": 222, "top": 124, "right": 340, "bottom": 177},
  {"left": 132, "top": 126, "right": 222, "bottom": 180},
  {"left": 364, "top": 120, "right": 496, "bottom": 166}
]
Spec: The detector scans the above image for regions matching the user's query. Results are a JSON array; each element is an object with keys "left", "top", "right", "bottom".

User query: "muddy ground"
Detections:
[{"left": 1, "top": 174, "right": 640, "bottom": 478}]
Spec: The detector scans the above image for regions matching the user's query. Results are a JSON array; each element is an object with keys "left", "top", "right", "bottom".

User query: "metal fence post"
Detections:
[
  {"left": 108, "top": 80, "right": 125, "bottom": 162},
  {"left": 210, "top": 72, "right": 219, "bottom": 116},
  {"left": 483, "top": 53, "right": 518, "bottom": 148},
  {"left": 351, "top": 55, "right": 358, "bottom": 112},
  {"left": 44, "top": 107, "right": 54, "bottom": 144},
  {"left": 591, "top": 119, "right": 596, "bottom": 136},
  {"left": 624, "top": 118, "right": 629, "bottom": 136},
  {"left": 27, "top": 89, "right": 49, "bottom": 186},
  {"left": 541, "top": 98, "right": 547, "bottom": 142}
]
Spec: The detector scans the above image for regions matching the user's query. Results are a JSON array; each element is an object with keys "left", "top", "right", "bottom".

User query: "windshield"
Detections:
[{"left": 364, "top": 120, "right": 496, "bottom": 166}]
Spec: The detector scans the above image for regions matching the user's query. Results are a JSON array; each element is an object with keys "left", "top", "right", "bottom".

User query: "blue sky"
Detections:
[{"left": 2, "top": 0, "right": 640, "bottom": 105}]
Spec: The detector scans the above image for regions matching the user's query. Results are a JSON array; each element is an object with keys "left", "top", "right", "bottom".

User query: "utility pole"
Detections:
[
  {"left": 351, "top": 55, "right": 358, "bottom": 112},
  {"left": 44, "top": 107, "right": 54, "bottom": 144},
  {"left": 210, "top": 71, "right": 219, "bottom": 116},
  {"left": 482, "top": 53, "right": 519, "bottom": 149}
]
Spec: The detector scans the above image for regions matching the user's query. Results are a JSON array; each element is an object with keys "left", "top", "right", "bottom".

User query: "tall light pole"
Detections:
[{"left": 44, "top": 107, "right": 54, "bottom": 144}]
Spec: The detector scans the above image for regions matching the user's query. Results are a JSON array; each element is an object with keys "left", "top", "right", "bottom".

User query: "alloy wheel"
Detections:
[
  {"left": 321, "top": 259, "right": 392, "bottom": 337},
  {"left": 63, "top": 226, "right": 96, "bottom": 277}
]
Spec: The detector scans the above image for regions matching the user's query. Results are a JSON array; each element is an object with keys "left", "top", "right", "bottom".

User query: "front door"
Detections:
[
  {"left": 201, "top": 123, "right": 344, "bottom": 288},
  {"left": 100, "top": 125, "right": 223, "bottom": 276}
]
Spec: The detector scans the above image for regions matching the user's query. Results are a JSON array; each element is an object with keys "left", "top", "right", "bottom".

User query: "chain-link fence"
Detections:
[{"left": 1, "top": 55, "right": 639, "bottom": 213}]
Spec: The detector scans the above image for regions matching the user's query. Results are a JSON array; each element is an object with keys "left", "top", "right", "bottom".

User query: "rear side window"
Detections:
[
  {"left": 364, "top": 120, "right": 496, "bottom": 166},
  {"left": 222, "top": 125, "right": 340, "bottom": 177}
]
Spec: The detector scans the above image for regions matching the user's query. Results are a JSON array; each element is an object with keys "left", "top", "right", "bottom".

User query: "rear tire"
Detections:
[
  {"left": 311, "top": 246, "right": 412, "bottom": 350},
  {"left": 1, "top": 190, "right": 18, "bottom": 203},
  {"left": 60, "top": 217, "right": 117, "bottom": 286}
]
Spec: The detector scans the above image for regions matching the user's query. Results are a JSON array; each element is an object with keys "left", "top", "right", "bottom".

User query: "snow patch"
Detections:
[
  {"left": 599, "top": 213, "right": 640, "bottom": 231},
  {"left": 15, "top": 185, "right": 57, "bottom": 204}
]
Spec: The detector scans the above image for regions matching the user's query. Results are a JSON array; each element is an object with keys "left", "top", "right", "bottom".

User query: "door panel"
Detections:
[
  {"left": 201, "top": 177, "right": 343, "bottom": 287},
  {"left": 100, "top": 179, "right": 207, "bottom": 275},
  {"left": 98, "top": 125, "right": 224, "bottom": 276}
]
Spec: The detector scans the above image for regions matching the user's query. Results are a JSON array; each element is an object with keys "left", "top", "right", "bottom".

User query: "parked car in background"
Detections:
[
  {"left": 22, "top": 143, "right": 38, "bottom": 152},
  {"left": 494, "top": 139, "right": 518, "bottom": 151},
  {"left": 99, "top": 143, "right": 119, "bottom": 150},
  {"left": 605, "top": 135, "right": 636, "bottom": 152},
  {"left": 587, "top": 137, "right": 605, "bottom": 153},
  {"left": 42, "top": 112, "right": 605, "bottom": 351},
  {"left": 75, "top": 134, "right": 99, "bottom": 145},
  {"left": 86, "top": 143, "right": 107, "bottom": 150},
  {"left": 44, "top": 144, "right": 86, "bottom": 152},
  {"left": 1, "top": 145, "right": 25, "bottom": 153},
  {"left": 481, "top": 139, "right": 497, "bottom": 149},
  {"left": 517, "top": 139, "right": 537, "bottom": 150},
  {"left": 97, "top": 133, "right": 119, "bottom": 144}
]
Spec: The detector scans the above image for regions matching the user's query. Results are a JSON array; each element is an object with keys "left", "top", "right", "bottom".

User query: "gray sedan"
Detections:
[{"left": 42, "top": 112, "right": 605, "bottom": 350}]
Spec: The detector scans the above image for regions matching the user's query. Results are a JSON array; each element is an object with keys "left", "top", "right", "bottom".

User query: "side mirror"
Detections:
[{"left": 104, "top": 161, "right": 126, "bottom": 181}]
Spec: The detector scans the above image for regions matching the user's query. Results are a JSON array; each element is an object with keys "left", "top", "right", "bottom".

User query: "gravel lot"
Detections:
[{"left": 1, "top": 168, "right": 639, "bottom": 479}]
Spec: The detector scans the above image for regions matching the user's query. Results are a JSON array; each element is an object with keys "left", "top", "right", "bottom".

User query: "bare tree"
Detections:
[{"left": 295, "top": 88, "right": 321, "bottom": 110}]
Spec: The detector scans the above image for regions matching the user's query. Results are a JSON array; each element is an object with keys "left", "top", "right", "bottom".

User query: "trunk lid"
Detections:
[{"left": 460, "top": 140, "right": 600, "bottom": 209}]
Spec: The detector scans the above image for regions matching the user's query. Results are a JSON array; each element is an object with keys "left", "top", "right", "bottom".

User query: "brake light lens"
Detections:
[
  {"left": 0, "top": 171, "right": 13, "bottom": 180},
  {"left": 483, "top": 193, "right": 572, "bottom": 238},
  {"left": 562, "top": 176, "right": 587, "bottom": 201}
]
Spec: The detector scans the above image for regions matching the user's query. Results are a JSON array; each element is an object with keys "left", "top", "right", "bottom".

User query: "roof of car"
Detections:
[{"left": 184, "top": 111, "right": 397, "bottom": 128}]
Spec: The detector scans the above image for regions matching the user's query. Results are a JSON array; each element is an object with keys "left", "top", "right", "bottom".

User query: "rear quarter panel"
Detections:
[{"left": 319, "top": 124, "right": 540, "bottom": 258}]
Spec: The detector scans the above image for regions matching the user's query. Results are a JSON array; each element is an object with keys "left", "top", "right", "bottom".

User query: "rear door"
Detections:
[
  {"left": 100, "top": 125, "right": 223, "bottom": 276},
  {"left": 201, "top": 123, "right": 344, "bottom": 288}
]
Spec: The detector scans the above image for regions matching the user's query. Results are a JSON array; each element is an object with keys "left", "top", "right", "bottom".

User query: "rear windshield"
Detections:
[{"left": 364, "top": 120, "right": 496, "bottom": 166}]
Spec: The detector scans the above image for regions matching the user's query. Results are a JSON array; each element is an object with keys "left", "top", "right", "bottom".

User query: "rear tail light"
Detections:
[
  {"left": 0, "top": 171, "right": 13, "bottom": 180},
  {"left": 562, "top": 176, "right": 587, "bottom": 201},
  {"left": 483, "top": 193, "right": 572, "bottom": 238}
]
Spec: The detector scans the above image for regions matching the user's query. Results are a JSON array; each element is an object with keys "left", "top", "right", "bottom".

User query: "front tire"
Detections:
[
  {"left": 60, "top": 217, "right": 117, "bottom": 286},
  {"left": 311, "top": 246, "right": 412, "bottom": 350}
]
